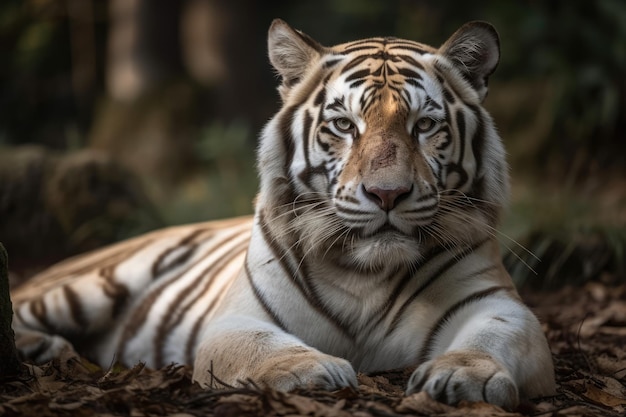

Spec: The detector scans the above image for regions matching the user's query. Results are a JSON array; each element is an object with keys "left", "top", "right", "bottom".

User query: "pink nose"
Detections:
[{"left": 363, "top": 185, "right": 411, "bottom": 211}]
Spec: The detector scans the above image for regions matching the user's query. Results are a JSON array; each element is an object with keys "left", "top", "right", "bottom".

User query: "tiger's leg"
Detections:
[
  {"left": 193, "top": 315, "right": 357, "bottom": 391},
  {"left": 11, "top": 270, "right": 129, "bottom": 364},
  {"left": 406, "top": 295, "right": 555, "bottom": 409},
  {"left": 13, "top": 326, "right": 78, "bottom": 363},
  {"left": 11, "top": 297, "right": 83, "bottom": 363}
]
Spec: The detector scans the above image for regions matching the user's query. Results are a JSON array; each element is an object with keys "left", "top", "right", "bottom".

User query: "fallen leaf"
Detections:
[
  {"left": 581, "top": 378, "right": 626, "bottom": 408},
  {"left": 396, "top": 391, "right": 455, "bottom": 415},
  {"left": 580, "top": 301, "right": 626, "bottom": 337}
]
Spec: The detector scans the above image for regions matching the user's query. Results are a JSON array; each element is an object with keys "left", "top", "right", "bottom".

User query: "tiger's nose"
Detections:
[{"left": 363, "top": 185, "right": 412, "bottom": 211}]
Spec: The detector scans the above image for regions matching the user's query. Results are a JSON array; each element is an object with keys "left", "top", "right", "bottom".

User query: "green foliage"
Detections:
[
  {"left": 195, "top": 120, "right": 253, "bottom": 164},
  {"left": 508, "top": 0, "right": 626, "bottom": 172},
  {"left": 157, "top": 120, "right": 258, "bottom": 225},
  {"left": 502, "top": 181, "right": 626, "bottom": 288},
  {"left": 0, "top": 0, "right": 79, "bottom": 147},
  {"left": 505, "top": 225, "right": 625, "bottom": 289}
]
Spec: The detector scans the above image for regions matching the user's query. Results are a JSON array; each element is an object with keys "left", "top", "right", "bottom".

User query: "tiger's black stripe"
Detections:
[
  {"left": 244, "top": 260, "right": 287, "bottom": 332},
  {"left": 342, "top": 38, "right": 387, "bottom": 48},
  {"left": 63, "top": 285, "right": 88, "bottom": 328},
  {"left": 183, "top": 239, "right": 249, "bottom": 363},
  {"left": 152, "top": 229, "right": 249, "bottom": 365},
  {"left": 30, "top": 298, "right": 52, "bottom": 332},
  {"left": 396, "top": 67, "right": 423, "bottom": 80},
  {"left": 417, "top": 285, "right": 512, "bottom": 363},
  {"left": 345, "top": 69, "right": 371, "bottom": 83},
  {"left": 394, "top": 55, "right": 425, "bottom": 70},
  {"left": 341, "top": 44, "right": 385, "bottom": 54},
  {"left": 403, "top": 200, "right": 439, "bottom": 215},
  {"left": 325, "top": 97, "right": 346, "bottom": 112},
  {"left": 21, "top": 237, "right": 157, "bottom": 294},
  {"left": 115, "top": 229, "right": 245, "bottom": 359},
  {"left": 469, "top": 105, "right": 484, "bottom": 177},
  {"left": 369, "top": 267, "right": 412, "bottom": 327},
  {"left": 456, "top": 111, "right": 466, "bottom": 157},
  {"left": 424, "top": 96, "right": 443, "bottom": 111},
  {"left": 258, "top": 210, "right": 309, "bottom": 297},
  {"left": 339, "top": 55, "right": 370, "bottom": 75},
  {"left": 394, "top": 87, "right": 412, "bottom": 110},
  {"left": 385, "top": 239, "right": 489, "bottom": 336},
  {"left": 278, "top": 105, "right": 297, "bottom": 174},
  {"left": 258, "top": 211, "right": 356, "bottom": 341},
  {"left": 292, "top": 242, "right": 358, "bottom": 341},
  {"left": 323, "top": 57, "right": 343, "bottom": 68},
  {"left": 435, "top": 126, "right": 452, "bottom": 152},
  {"left": 299, "top": 110, "right": 335, "bottom": 190},
  {"left": 349, "top": 79, "right": 367, "bottom": 89},
  {"left": 370, "top": 245, "right": 447, "bottom": 329},
  {"left": 298, "top": 111, "right": 315, "bottom": 188},
  {"left": 279, "top": 69, "right": 329, "bottom": 183},
  {"left": 313, "top": 85, "right": 326, "bottom": 107},
  {"left": 389, "top": 45, "right": 430, "bottom": 56},
  {"left": 101, "top": 268, "right": 130, "bottom": 319},
  {"left": 153, "top": 237, "right": 250, "bottom": 367},
  {"left": 151, "top": 228, "right": 212, "bottom": 279}
]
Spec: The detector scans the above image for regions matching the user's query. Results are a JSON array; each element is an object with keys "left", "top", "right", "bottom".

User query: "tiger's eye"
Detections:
[
  {"left": 333, "top": 118, "right": 355, "bottom": 133},
  {"left": 414, "top": 117, "right": 435, "bottom": 134}
]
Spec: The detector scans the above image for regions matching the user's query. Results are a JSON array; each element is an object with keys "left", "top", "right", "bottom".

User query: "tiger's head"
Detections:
[{"left": 257, "top": 20, "right": 508, "bottom": 270}]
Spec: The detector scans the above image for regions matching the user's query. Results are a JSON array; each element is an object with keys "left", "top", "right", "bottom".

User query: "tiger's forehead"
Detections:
[
  {"left": 322, "top": 38, "right": 441, "bottom": 116},
  {"left": 326, "top": 37, "right": 438, "bottom": 82},
  {"left": 331, "top": 37, "right": 437, "bottom": 56}
]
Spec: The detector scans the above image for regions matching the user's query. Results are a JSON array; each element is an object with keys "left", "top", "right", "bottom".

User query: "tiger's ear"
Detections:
[
  {"left": 439, "top": 21, "right": 500, "bottom": 101},
  {"left": 268, "top": 19, "right": 323, "bottom": 89}
]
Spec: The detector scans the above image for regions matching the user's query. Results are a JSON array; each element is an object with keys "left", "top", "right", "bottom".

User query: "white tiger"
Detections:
[{"left": 11, "top": 19, "right": 556, "bottom": 409}]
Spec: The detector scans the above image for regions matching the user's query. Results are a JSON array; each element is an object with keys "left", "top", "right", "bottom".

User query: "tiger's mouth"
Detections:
[
  {"left": 353, "top": 213, "right": 430, "bottom": 240},
  {"left": 346, "top": 225, "right": 424, "bottom": 268},
  {"left": 358, "top": 222, "right": 412, "bottom": 240},
  {"left": 373, "top": 223, "right": 401, "bottom": 234}
]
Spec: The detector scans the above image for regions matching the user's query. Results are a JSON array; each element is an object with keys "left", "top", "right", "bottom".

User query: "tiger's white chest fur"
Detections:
[{"left": 204, "top": 217, "right": 516, "bottom": 374}]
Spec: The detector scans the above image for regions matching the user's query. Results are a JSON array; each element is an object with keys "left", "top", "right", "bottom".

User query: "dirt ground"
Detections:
[{"left": 1, "top": 279, "right": 625, "bottom": 417}]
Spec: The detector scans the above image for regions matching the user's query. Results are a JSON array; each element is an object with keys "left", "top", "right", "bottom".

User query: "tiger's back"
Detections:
[{"left": 12, "top": 216, "right": 253, "bottom": 367}]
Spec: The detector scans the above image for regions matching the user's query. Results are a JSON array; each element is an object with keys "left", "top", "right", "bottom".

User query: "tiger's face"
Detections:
[{"left": 259, "top": 21, "right": 507, "bottom": 270}]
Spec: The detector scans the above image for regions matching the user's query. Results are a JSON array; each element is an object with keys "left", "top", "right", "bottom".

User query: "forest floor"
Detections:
[{"left": 1, "top": 278, "right": 625, "bottom": 417}]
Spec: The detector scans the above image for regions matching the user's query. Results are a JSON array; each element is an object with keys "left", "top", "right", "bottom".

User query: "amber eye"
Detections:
[
  {"left": 413, "top": 117, "right": 436, "bottom": 135},
  {"left": 333, "top": 118, "right": 355, "bottom": 134}
]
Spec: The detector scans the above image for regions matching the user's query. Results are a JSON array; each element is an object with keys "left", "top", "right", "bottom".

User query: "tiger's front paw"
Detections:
[
  {"left": 194, "top": 345, "right": 357, "bottom": 391},
  {"left": 406, "top": 351, "right": 519, "bottom": 409},
  {"left": 252, "top": 348, "right": 358, "bottom": 391}
]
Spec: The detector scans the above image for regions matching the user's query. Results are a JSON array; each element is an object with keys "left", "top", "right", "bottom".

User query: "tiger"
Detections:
[{"left": 10, "top": 19, "right": 556, "bottom": 409}]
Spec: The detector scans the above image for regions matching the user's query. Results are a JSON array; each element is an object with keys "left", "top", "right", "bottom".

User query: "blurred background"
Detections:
[{"left": 1, "top": 0, "right": 624, "bottom": 287}]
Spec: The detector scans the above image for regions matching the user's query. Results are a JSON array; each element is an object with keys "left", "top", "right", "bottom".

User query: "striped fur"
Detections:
[{"left": 12, "top": 20, "right": 555, "bottom": 408}]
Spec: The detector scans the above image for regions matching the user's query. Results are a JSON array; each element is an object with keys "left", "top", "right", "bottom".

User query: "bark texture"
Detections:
[{"left": 0, "top": 243, "right": 21, "bottom": 377}]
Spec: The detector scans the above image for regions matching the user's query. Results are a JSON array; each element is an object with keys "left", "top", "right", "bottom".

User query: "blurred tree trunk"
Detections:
[
  {"left": 180, "top": 0, "right": 228, "bottom": 88},
  {"left": 66, "top": 0, "right": 97, "bottom": 134},
  {"left": 180, "top": 0, "right": 274, "bottom": 124},
  {"left": 93, "top": 0, "right": 193, "bottom": 184},
  {"left": 0, "top": 243, "right": 21, "bottom": 377},
  {"left": 91, "top": 0, "right": 274, "bottom": 186},
  {"left": 106, "top": 0, "right": 184, "bottom": 102}
]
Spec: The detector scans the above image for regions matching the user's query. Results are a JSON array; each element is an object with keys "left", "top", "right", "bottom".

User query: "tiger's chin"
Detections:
[{"left": 347, "top": 231, "right": 423, "bottom": 271}]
